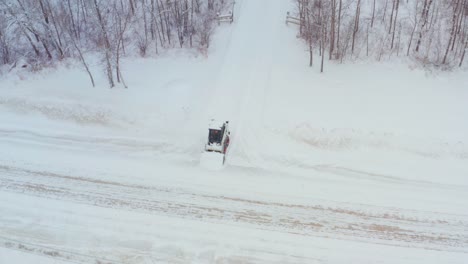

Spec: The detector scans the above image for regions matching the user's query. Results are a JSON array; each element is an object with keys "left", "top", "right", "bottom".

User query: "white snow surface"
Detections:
[
  {"left": 200, "top": 152, "right": 225, "bottom": 170},
  {"left": 1, "top": 0, "right": 468, "bottom": 263}
]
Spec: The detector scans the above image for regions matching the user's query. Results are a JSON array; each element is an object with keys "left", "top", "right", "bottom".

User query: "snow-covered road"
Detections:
[
  {"left": 1, "top": 120, "right": 467, "bottom": 263},
  {"left": 2, "top": 163, "right": 468, "bottom": 249},
  {"left": 1, "top": 0, "right": 468, "bottom": 263},
  {"left": 1, "top": 154, "right": 467, "bottom": 263}
]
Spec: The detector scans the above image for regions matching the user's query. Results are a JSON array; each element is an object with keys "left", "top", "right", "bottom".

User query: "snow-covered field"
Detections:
[{"left": 1, "top": 0, "right": 468, "bottom": 263}]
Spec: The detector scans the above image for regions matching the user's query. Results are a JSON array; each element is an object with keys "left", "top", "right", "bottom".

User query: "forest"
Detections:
[
  {"left": 0, "top": 0, "right": 231, "bottom": 87},
  {"left": 292, "top": 0, "right": 468, "bottom": 72},
  {"left": 0, "top": 0, "right": 467, "bottom": 87}
]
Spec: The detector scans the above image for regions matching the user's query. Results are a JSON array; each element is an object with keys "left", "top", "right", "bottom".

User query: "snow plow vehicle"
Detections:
[
  {"left": 205, "top": 120, "right": 230, "bottom": 154},
  {"left": 201, "top": 120, "right": 230, "bottom": 168}
]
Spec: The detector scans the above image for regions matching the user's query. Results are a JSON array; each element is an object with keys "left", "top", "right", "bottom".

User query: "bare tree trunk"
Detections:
[
  {"left": 190, "top": 0, "right": 194, "bottom": 47},
  {"left": 407, "top": 1, "right": 419, "bottom": 56},
  {"left": 129, "top": 0, "right": 135, "bottom": 15},
  {"left": 175, "top": 0, "right": 184, "bottom": 48},
  {"left": 67, "top": 0, "right": 78, "bottom": 38},
  {"left": 336, "top": 0, "right": 342, "bottom": 60},
  {"left": 23, "top": 30, "right": 41, "bottom": 58},
  {"left": 453, "top": 0, "right": 466, "bottom": 54},
  {"left": 142, "top": 0, "right": 149, "bottom": 46},
  {"left": 366, "top": 23, "right": 369, "bottom": 56},
  {"left": 298, "top": 0, "right": 305, "bottom": 36},
  {"left": 45, "top": 0, "right": 65, "bottom": 58},
  {"left": 391, "top": 0, "right": 399, "bottom": 49},
  {"left": 329, "top": 0, "right": 336, "bottom": 60},
  {"left": 160, "top": 0, "right": 172, "bottom": 45},
  {"left": 396, "top": 22, "right": 401, "bottom": 56},
  {"left": 155, "top": 0, "right": 166, "bottom": 44},
  {"left": 459, "top": 40, "right": 467, "bottom": 67},
  {"left": 70, "top": 33, "right": 95, "bottom": 87},
  {"left": 321, "top": 24, "right": 326, "bottom": 73},
  {"left": 443, "top": 0, "right": 462, "bottom": 64},
  {"left": 115, "top": 4, "right": 130, "bottom": 87},
  {"left": 352, "top": 0, "right": 361, "bottom": 55},
  {"left": 305, "top": 1, "right": 313, "bottom": 67},
  {"left": 382, "top": 0, "right": 389, "bottom": 23},
  {"left": 149, "top": 0, "right": 160, "bottom": 54},
  {"left": 0, "top": 33, "right": 11, "bottom": 64},
  {"left": 321, "top": 1, "right": 327, "bottom": 73},
  {"left": 92, "top": 0, "right": 114, "bottom": 88},
  {"left": 389, "top": 0, "right": 396, "bottom": 34},
  {"left": 415, "top": 0, "right": 433, "bottom": 53},
  {"left": 371, "top": 0, "right": 376, "bottom": 28},
  {"left": 451, "top": 4, "right": 464, "bottom": 52},
  {"left": 183, "top": 0, "right": 189, "bottom": 36}
]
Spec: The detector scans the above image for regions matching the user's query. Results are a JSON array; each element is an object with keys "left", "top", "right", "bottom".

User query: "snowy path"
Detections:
[{"left": 209, "top": 0, "right": 287, "bottom": 166}]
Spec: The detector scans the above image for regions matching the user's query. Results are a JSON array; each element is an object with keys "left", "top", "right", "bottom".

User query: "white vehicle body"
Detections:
[{"left": 205, "top": 120, "right": 230, "bottom": 154}]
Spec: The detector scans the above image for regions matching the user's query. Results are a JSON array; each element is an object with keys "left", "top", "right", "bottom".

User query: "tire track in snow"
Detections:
[
  {"left": 0, "top": 129, "right": 180, "bottom": 155},
  {"left": 214, "top": 0, "right": 285, "bottom": 168},
  {"left": 1, "top": 165, "right": 467, "bottom": 253},
  {"left": 0, "top": 236, "right": 118, "bottom": 264}
]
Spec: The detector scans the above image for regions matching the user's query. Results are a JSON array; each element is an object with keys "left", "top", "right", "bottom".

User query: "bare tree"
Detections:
[
  {"left": 390, "top": 0, "right": 400, "bottom": 50},
  {"left": 443, "top": 0, "right": 463, "bottom": 64},
  {"left": 329, "top": 0, "right": 336, "bottom": 60},
  {"left": 407, "top": 0, "right": 420, "bottom": 56},
  {"left": 69, "top": 31, "right": 95, "bottom": 87},
  {"left": 336, "top": 0, "right": 342, "bottom": 60},
  {"left": 351, "top": 0, "right": 361, "bottom": 55},
  {"left": 415, "top": 0, "right": 433, "bottom": 53},
  {"left": 0, "top": 0, "right": 230, "bottom": 86},
  {"left": 460, "top": 40, "right": 467, "bottom": 67},
  {"left": 293, "top": 0, "right": 467, "bottom": 68},
  {"left": 115, "top": 3, "right": 131, "bottom": 87},
  {"left": 93, "top": 0, "right": 114, "bottom": 87},
  {"left": 371, "top": 0, "right": 376, "bottom": 28}
]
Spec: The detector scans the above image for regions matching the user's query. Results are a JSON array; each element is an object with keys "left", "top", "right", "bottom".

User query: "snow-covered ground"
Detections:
[{"left": 1, "top": 0, "right": 467, "bottom": 263}]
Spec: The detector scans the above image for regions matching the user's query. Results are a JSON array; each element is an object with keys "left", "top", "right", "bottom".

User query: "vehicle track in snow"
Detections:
[
  {"left": 0, "top": 129, "right": 174, "bottom": 153},
  {"left": 1, "top": 164, "right": 467, "bottom": 253}
]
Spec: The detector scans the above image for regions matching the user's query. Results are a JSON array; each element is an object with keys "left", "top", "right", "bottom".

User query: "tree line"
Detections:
[
  {"left": 294, "top": 0, "right": 468, "bottom": 72},
  {"left": 0, "top": 0, "right": 230, "bottom": 87}
]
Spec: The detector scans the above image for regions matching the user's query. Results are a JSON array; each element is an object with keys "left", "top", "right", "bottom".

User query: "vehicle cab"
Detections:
[{"left": 205, "top": 120, "right": 230, "bottom": 154}]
